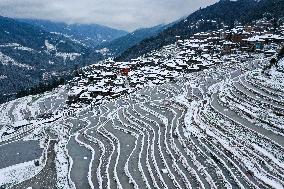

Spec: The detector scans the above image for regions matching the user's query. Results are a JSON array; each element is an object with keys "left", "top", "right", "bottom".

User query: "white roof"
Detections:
[
  {"left": 80, "top": 92, "right": 92, "bottom": 99},
  {"left": 112, "top": 87, "right": 127, "bottom": 93},
  {"left": 68, "top": 86, "right": 86, "bottom": 96}
]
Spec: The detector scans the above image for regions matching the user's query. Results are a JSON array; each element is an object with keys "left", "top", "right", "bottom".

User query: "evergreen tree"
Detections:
[{"left": 278, "top": 46, "right": 284, "bottom": 60}]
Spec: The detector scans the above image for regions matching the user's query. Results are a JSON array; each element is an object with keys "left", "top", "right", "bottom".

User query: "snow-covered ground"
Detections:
[
  {"left": 1, "top": 18, "right": 284, "bottom": 187},
  {"left": 1, "top": 51, "right": 284, "bottom": 188}
]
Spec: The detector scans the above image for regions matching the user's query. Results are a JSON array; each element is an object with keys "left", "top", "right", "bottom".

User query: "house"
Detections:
[
  {"left": 120, "top": 67, "right": 130, "bottom": 76},
  {"left": 223, "top": 41, "right": 238, "bottom": 54},
  {"left": 79, "top": 92, "right": 92, "bottom": 104},
  {"left": 67, "top": 86, "right": 87, "bottom": 103},
  {"left": 113, "top": 77, "right": 125, "bottom": 87},
  {"left": 243, "top": 36, "right": 266, "bottom": 51},
  {"left": 264, "top": 49, "right": 277, "bottom": 57},
  {"left": 78, "top": 79, "right": 89, "bottom": 86}
]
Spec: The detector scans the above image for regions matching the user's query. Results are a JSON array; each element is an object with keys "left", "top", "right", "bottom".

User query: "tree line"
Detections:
[{"left": 16, "top": 77, "right": 65, "bottom": 98}]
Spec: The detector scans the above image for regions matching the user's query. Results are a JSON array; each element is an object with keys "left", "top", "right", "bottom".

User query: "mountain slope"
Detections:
[
  {"left": 0, "top": 16, "right": 103, "bottom": 103},
  {"left": 116, "top": 0, "right": 284, "bottom": 61},
  {"left": 19, "top": 19, "right": 128, "bottom": 47},
  {"left": 96, "top": 24, "right": 170, "bottom": 57}
]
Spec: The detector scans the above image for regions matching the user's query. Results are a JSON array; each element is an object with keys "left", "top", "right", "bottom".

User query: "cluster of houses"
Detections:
[{"left": 66, "top": 20, "right": 284, "bottom": 106}]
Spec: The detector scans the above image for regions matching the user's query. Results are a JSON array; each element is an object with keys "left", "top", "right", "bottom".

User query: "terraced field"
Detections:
[
  {"left": 1, "top": 56, "right": 284, "bottom": 189},
  {"left": 65, "top": 57, "right": 284, "bottom": 189}
]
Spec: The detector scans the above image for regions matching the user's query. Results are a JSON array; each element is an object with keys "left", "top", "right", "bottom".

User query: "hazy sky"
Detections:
[{"left": 0, "top": 0, "right": 217, "bottom": 31}]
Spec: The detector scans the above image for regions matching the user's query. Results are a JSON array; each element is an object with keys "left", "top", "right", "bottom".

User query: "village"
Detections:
[
  {"left": 67, "top": 19, "right": 284, "bottom": 106},
  {"left": 1, "top": 8, "right": 284, "bottom": 188}
]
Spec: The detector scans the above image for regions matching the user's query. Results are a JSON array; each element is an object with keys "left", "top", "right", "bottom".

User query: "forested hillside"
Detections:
[
  {"left": 0, "top": 16, "right": 103, "bottom": 103},
  {"left": 19, "top": 19, "right": 128, "bottom": 47}
]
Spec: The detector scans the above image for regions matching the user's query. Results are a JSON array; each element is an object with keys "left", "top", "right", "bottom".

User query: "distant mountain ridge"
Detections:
[
  {"left": 0, "top": 16, "right": 103, "bottom": 103},
  {"left": 18, "top": 19, "right": 128, "bottom": 47},
  {"left": 116, "top": 0, "right": 284, "bottom": 61},
  {"left": 96, "top": 23, "right": 173, "bottom": 57}
]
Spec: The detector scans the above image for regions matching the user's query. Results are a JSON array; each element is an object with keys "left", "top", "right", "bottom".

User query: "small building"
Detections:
[
  {"left": 120, "top": 67, "right": 130, "bottom": 76},
  {"left": 67, "top": 86, "right": 87, "bottom": 103},
  {"left": 79, "top": 92, "right": 92, "bottom": 104}
]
